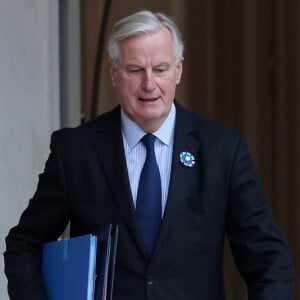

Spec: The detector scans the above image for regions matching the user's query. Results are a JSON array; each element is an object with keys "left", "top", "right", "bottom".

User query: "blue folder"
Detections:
[
  {"left": 42, "top": 225, "right": 119, "bottom": 300},
  {"left": 42, "top": 234, "right": 97, "bottom": 300}
]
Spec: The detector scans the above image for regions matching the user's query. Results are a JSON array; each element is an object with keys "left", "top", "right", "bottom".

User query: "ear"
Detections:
[
  {"left": 108, "top": 59, "right": 116, "bottom": 87},
  {"left": 175, "top": 57, "right": 184, "bottom": 84}
]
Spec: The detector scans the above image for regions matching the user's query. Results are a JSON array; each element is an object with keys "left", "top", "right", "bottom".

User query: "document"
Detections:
[
  {"left": 42, "top": 224, "right": 119, "bottom": 300},
  {"left": 93, "top": 224, "right": 119, "bottom": 300},
  {"left": 42, "top": 234, "right": 97, "bottom": 300}
]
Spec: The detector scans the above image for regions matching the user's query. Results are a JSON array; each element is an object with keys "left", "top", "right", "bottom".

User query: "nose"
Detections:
[{"left": 142, "top": 70, "right": 156, "bottom": 92}]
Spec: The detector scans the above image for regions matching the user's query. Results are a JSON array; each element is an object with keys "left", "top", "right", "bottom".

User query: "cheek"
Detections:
[
  {"left": 119, "top": 77, "right": 140, "bottom": 93},
  {"left": 115, "top": 81, "right": 139, "bottom": 104},
  {"left": 159, "top": 79, "right": 177, "bottom": 96}
]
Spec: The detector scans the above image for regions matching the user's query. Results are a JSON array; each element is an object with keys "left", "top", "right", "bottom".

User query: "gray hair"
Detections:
[{"left": 108, "top": 10, "right": 184, "bottom": 64}]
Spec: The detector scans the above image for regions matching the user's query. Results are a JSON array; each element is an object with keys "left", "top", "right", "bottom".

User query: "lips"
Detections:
[{"left": 138, "top": 96, "right": 160, "bottom": 101}]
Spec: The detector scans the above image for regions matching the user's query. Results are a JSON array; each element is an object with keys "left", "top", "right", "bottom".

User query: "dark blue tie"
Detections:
[{"left": 136, "top": 134, "right": 162, "bottom": 254}]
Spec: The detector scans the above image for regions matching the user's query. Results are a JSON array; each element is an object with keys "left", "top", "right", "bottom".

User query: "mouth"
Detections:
[{"left": 138, "top": 96, "right": 160, "bottom": 102}]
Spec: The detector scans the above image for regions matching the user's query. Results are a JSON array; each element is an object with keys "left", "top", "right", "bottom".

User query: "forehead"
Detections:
[{"left": 117, "top": 27, "right": 175, "bottom": 65}]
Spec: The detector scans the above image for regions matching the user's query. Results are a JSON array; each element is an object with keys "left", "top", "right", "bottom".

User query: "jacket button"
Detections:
[{"left": 146, "top": 276, "right": 155, "bottom": 285}]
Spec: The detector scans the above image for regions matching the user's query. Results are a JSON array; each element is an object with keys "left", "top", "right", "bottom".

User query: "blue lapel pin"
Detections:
[{"left": 179, "top": 151, "right": 195, "bottom": 167}]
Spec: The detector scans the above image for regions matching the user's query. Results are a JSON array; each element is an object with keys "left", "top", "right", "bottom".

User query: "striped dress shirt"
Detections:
[{"left": 121, "top": 103, "right": 176, "bottom": 216}]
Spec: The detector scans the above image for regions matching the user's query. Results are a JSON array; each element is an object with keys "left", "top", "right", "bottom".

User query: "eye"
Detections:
[
  {"left": 155, "top": 68, "right": 166, "bottom": 73},
  {"left": 154, "top": 64, "right": 169, "bottom": 75},
  {"left": 127, "top": 67, "right": 142, "bottom": 73}
]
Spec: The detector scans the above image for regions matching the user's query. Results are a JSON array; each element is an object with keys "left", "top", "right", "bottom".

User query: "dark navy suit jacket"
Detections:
[{"left": 4, "top": 101, "right": 294, "bottom": 299}]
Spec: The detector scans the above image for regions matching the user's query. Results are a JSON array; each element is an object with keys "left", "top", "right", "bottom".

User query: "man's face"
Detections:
[{"left": 109, "top": 26, "right": 183, "bottom": 132}]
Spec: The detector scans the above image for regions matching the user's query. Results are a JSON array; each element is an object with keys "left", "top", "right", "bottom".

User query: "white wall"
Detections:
[{"left": 0, "top": 1, "right": 60, "bottom": 298}]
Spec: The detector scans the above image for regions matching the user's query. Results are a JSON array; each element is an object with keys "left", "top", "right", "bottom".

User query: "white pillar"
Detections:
[{"left": 0, "top": 1, "right": 60, "bottom": 298}]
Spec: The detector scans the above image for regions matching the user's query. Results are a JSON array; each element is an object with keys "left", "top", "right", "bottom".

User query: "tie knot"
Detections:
[{"left": 142, "top": 134, "right": 156, "bottom": 151}]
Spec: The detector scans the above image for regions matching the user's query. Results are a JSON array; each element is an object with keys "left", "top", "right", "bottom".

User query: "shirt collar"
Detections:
[{"left": 121, "top": 103, "right": 176, "bottom": 148}]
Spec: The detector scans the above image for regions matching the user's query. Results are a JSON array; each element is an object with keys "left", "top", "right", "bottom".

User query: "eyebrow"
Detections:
[
  {"left": 154, "top": 63, "right": 170, "bottom": 69},
  {"left": 125, "top": 63, "right": 171, "bottom": 70},
  {"left": 126, "top": 64, "right": 142, "bottom": 69}
]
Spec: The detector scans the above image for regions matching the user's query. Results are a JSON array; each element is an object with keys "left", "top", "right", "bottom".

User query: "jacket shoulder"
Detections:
[{"left": 51, "top": 106, "right": 121, "bottom": 143}]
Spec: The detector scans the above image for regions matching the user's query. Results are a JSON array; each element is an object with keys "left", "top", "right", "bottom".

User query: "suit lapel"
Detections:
[
  {"left": 152, "top": 103, "right": 202, "bottom": 258},
  {"left": 93, "top": 107, "right": 148, "bottom": 257}
]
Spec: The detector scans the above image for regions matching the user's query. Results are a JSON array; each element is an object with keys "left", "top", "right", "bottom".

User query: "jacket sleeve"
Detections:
[
  {"left": 4, "top": 131, "right": 70, "bottom": 300},
  {"left": 226, "top": 135, "right": 295, "bottom": 299}
]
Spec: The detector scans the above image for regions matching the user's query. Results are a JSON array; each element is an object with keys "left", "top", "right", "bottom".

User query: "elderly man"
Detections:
[{"left": 4, "top": 10, "right": 294, "bottom": 300}]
